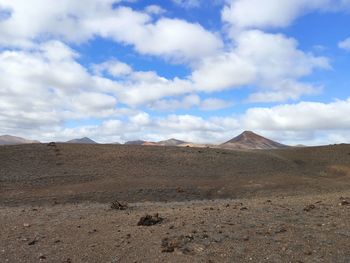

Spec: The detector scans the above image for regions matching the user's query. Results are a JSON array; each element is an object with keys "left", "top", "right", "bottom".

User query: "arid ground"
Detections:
[{"left": 1, "top": 143, "right": 350, "bottom": 262}]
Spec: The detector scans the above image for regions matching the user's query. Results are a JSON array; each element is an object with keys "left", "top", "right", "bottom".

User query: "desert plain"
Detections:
[{"left": 1, "top": 143, "right": 350, "bottom": 262}]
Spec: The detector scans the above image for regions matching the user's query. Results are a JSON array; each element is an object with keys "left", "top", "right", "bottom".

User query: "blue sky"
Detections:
[{"left": 0, "top": 0, "right": 350, "bottom": 145}]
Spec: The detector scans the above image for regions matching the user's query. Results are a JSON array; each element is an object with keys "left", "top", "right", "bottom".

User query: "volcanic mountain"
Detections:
[
  {"left": 0, "top": 135, "right": 40, "bottom": 145},
  {"left": 157, "top": 138, "right": 187, "bottom": 146},
  {"left": 124, "top": 140, "right": 146, "bottom": 145},
  {"left": 66, "top": 137, "right": 97, "bottom": 144},
  {"left": 220, "top": 131, "right": 288, "bottom": 150}
]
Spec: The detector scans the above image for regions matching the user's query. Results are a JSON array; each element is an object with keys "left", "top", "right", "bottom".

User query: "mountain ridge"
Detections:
[
  {"left": 0, "top": 135, "right": 40, "bottom": 145},
  {"left": 220, "top": 131, "right": 289, "bottom": 150},
  {"left": 66, "top": 137, "right": 97, "bottom": 144}
]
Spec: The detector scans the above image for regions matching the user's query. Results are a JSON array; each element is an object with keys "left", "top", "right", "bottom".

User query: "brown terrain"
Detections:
[
  {"left": 1, "top": 140, "right": 350, "bottom": 262},
  {"left": 0, "top": 135, "right": 40, "bottom": 146},
  {"left": 220, "top": 131, "right": 289, "bottom": 150}
]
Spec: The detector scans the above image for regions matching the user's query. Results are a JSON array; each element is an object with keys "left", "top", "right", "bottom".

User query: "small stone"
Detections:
[
  {"left": 176, "top": 187, "right": 185, "bottom": 193},
  {"left": 28, "top": 237, "right": 39, "bottom": 246},
  {"left": 303, "top": 204, "right": 316, "bottom": 212},
  {"left": 275, "top": 227, "right": 287, "bottom": 234},
  {"left": 339, "top": 199, "right": 349, "bottom": 206},
  {"left": 111, "top": 200, "right": 128, "bottom": 210},
  {"left": 23, "top": 223, "right": 30, "bottom": 228},
  {"left": 137, "top": 214, "right": 163, "bottom": 226}
]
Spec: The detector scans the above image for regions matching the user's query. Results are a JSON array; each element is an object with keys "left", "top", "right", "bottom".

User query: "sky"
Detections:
[{"left": 0, "top": 0, "right": 350, "bottom": 145}]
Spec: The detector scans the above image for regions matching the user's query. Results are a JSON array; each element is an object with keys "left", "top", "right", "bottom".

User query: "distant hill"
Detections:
[
  {"left": 142, "top": 142, "right": 159, "bottom": 146},
  {"left": 157, "top": 138, "right": 187, "bottom": 146},
  {"left": 0, "top": 135, "right": 40, "bottom": 145},
  {"left": 220, "top": 131, "right": 288, "bottom": 150},
  {"left": 124, "top": 140, "right": 146, "bottom": 145},
  {"left": 178, "top": 143, "right": 213, "bottom": 148},
  {"left": 66, "top": 137, "right": 97, "bottom": 144}
]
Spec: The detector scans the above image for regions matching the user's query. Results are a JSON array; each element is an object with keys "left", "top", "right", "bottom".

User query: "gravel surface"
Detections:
[{"left": 1, "top": 143, "right": 350, "bottom": 262}]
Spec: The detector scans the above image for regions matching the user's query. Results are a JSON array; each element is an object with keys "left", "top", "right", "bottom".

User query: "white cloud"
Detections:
[
  {"left": 221, "top": 0, "right": 349, "bottom": 30},
  {"left": 191, "top": 51, "right": 255, "bottom": 91},
  {"left": 172, "top": 0, "right": 201, "bottom": 8},
  {"left": 242, "top": 98, "right": 350, "bottom": 131},
  {"left": 0, "top": 2, "right": 222, "bottom": 62},
  {"left": 93, "top": 60, "right": 133, "bottom": 77},
  {"left": 0, "top": 41, "right": 122, "bottom": 134},
  {"left": 339, "top": 37, "right": 350, "bottom": 51},
  {"left": 247, "top": 80, "right": 321, "bottom": 103},
  {"left": 191, "top": 30, "right": 329, "bottom": 102},
  {"left": 200, "top": 98, "right": 233, "bottom": 111},
  {"left": 144, "top": 5, "right": 166, "bottom": 15},
  {"left": 0, "top": 0, "right": 346, "bottom": 146},
  {"left": 129, "top": 112, "right": 151, "bottom": 126},
  {"left": 149, "top": 94, "right": 200, "bottom": 111},
  {"left": 116, "top": 17, "right": 222, "bottom": 62},
  {"left": 148, "top": 95, "right": 233, "bottom": 111}
]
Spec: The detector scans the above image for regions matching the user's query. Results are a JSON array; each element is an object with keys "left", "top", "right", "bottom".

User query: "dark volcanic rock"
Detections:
[{"left": 137, "top": 214, "right": 163, "bottom": 226}]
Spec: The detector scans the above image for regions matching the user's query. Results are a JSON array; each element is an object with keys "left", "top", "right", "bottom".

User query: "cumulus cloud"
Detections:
[
  {"left": 200, "top": 98, "right": 234, "bottom": 111},
  {"left": 148, "top": 95, "right": 233, "bottom": 111},
  {"left": 172, "top": 0, "right": 201, "bottom": 8},
  {"left": 31, "top": 98, "right": 350, "bottom": 145},
  {"left": 191, "top": 30, "right": 329, "bottom": 102},
  {"left": 242, "top": 98, "right": 350, "bottom": 131},
  {"left": 222, "top": 0, "right": 349, "bottom": 30},
  {"left": 339, "top": 37, "right": 350, "bottom": 51},
  {"left": 93, "top": 60, "right": 133, "bottom": 77},
  {"left": 0, "top": 41, "right": 121, "bottom": 134},
  {"left": 0, "top": 2, "right": 222, "bottom": 62},
  {"left": 0, "top": 0, "right": 346, "bottom": 146},
  {"left": 144, "top": 5, "right": 166, "bottom": 15}
]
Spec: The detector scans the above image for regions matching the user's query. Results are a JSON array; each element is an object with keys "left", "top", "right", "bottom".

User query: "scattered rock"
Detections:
[
  {"left": 161, "top": 235, "right": 194, "bottom": 253},
  {"left": 23, "top": 223, "right": 30, "bottom": 228},
  {"left": 47, "top": 142, "right": 56, "bottom": 147},
  {"left": 111, "top": 200, "right": 128, "bottom": 210},
  {"left": 303, "top": 204, "right": 316, "bottom": 212},
  {"left": 340, "top": 200, "right": 349, "bottom": 206},
  {"left": 275, "top": 227, "right": 287, "bottom": 234},
  {"left": 176, "top": 187, "right": 185, "bottom": 193},
  {"left": 240, "top": 206, "right": 248, "bottom": 211},
  {"left": 137, "top": 214, "right": 163, "bottom": 226},
  {"left": 339, "top": 197, "right": 349, "bottom": 206},
  {"left": 28, "top": 237, "right": 39, "bottom": 246},
  {"left": 38, "top": 253, "right": 46, "bottom": 260}
]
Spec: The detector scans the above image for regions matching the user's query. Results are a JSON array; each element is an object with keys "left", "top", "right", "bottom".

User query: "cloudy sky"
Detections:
[{"left": 0, "top": 0, "right": 350, "bottom": 145}]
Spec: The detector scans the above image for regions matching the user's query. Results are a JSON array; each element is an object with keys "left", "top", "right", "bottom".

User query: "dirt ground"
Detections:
[{"left": 1, "top": 143, "right": 350, "bottom": 262}]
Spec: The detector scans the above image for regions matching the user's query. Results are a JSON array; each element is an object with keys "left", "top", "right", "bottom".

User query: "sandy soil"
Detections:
[{"left": 1, "top": 143, "right": 350, "bottom": 262}]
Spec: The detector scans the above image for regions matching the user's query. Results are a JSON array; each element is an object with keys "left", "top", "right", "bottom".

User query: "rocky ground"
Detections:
[
  {"left": 1, "top": 192, "right": 350, "bottom": 263},
  {"left": 1, "top": 143, "right": 350, "bottom": 262}
]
